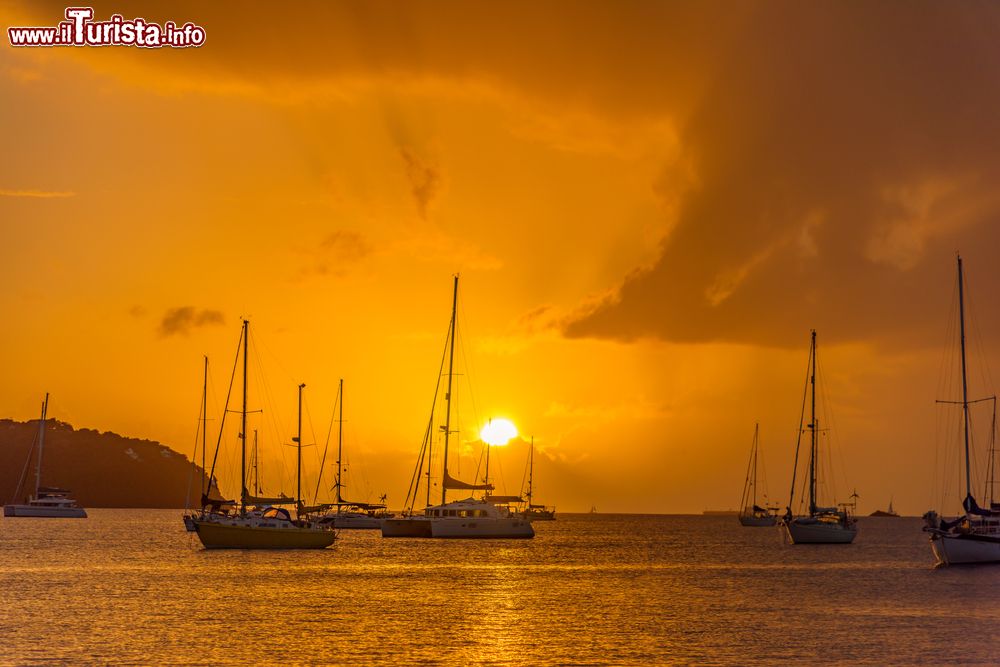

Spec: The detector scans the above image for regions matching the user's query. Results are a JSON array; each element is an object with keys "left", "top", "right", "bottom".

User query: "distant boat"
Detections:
[
  {"left": 781, "top": 331, "right": 858, "bottom": 544},
  {"left": 3, "top": 394, "right": 87, "bottom": 519},
  {"left": 738, "top": 423, "right": 779, "bottom": 527},
  {"left": 923, "top": 257, "right": 1000, "bottom": 565},
  {"left": 312, "top": 379, "right": 393, "bottom": 529},
  {"left": 190, "top": 320, "right": 336, "bottom": 549},
  {"left": 382, "top": 276, "right": 532, "bottom": 539},
  {"left": 520, "top": 437, "right": 555, "bottom": 521},
  {"left": 870, "top": 499, "right": 900, "bottom": 518}
]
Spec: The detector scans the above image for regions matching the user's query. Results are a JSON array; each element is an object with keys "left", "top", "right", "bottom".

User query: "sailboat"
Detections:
[
  {"left": 781, "top": 331, "right": 858, "bottom": 544},
  {"left": 520, "top": 437, "right": 555, "bottom": 521},
  {"left": 738, "top": 423, "right": 779, "bottom": 527},
  {"left": 4, "top": 394, "right": 87, "bottom": 518},
  {"left": 183, "top": 356, "right": 211, "bottom": 532},
  {"left": 313, "top": 379, "right": 391, "bottom": 529},
  {"left": 870, "top": 498, "right": 900, "bottom": 518},
  {"left": 923, "top": 256, "right": 1000, "bottom": 565},
  {"left": 382, "top": 276, "right": 533, "bottom": 539},
  {"left": 190, "top": 320, "right": 336, "bottom": 549}
]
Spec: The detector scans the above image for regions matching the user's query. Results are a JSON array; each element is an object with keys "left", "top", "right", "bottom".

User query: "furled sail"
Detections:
[
  {"left": 201, "top": 477, "right": 235, "bottom": 510},
  {"left": 200, "top": 494, "right": 236, "bottom": 510},
  {"left": 246, "top": 492, "right": 295, "bottom": 506},
  {"left": 333, "top": 499, "right": 386, "bottom": 509},
  {"left": 443, "top": 470, "right": 494, "bottom": 491},
  {"left": 963, "top": 494, "right": 996, "bottom": 517},
  {"left": 299, "top": 503, "right": 331, "bottom": 513},
  {"left": 485, "top": 495, "right": 524, "bottom": 504}
]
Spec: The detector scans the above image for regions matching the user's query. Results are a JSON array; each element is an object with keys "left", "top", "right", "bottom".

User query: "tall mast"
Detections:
[
  {"left": 336, "top": 378, "right": 344, "bottom": 506},
  {"left": 425, "top": 428, "right": 433, "bottom": 507},
  {"left": 296, "top": 382, "right": 305, "bottom": 519},
  {"left": 35, "top": 393, "right": 49, "bottom": 499},
  {"left": 484, "top": 419, "right": 491, "bottom": 488},
  {"left": 752, "top": 423, "right": 759, "bottom": 508},
  {"left": 809, "top": 330, "right": 817, "bottom": 516},
  {"left": 421, "top": 316, "right": 452, "bottom": 509},
  {"left": 441, "top": 274, "right": 458, "bottom": 506},
  {"left": 958, "top": 256, "right": 972, "bottom": 502},
  {"left": 240, "top": 319, "right": 249, "bottom": 514},
  {"left": 527, "top": 436, "right": 534, "bottom": 504},
  {"left": 202, "top": 356, "right": 208, "bottom": 495},
  {"left": 988, "top": 399, "right": 997, "bottom": 506},
  {"left": 252, "top": 429, "right": 259, "bottom": 495}
]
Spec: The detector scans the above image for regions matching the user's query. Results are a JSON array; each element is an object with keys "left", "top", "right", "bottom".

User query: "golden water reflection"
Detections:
[{"left": 2, "top": 511, "right": 999, "bottom": 665}]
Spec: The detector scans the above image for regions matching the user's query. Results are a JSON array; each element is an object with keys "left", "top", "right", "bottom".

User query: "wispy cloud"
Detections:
[
  {"left": 0, "top": 189, "right": 75, "bottom": 198},
  {"left": 316, "top": 230, "right": 373, "bottom": 275},
  {"left": 297, "top": 229, "right": 374, "bottom": 280},
  {"left": 158, "top": 307, "right": 225, "bottom": 337},
  {"left": 398, "top": 147, "right": 442, "bottom": 220}
]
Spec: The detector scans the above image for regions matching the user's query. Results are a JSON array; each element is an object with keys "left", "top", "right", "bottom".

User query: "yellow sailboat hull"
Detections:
[{"left": 193, "top": 519, "right": 336, "bottom": 549}]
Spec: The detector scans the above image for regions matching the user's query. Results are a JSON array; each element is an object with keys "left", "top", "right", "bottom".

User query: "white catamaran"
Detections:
[
  {"left": 782, "top": 331, "right": 858, "bottom": 544},
  {"left": 190, "top": 320, "right": 336, "bottom": 549},
  {"left": 381, "top": 275, "right": 533, "bottom": 539},
  {"left": 4, "top": 393, "right": 87, "bottom": 519},
  {"left": 923, "top": 256, "right": 1000, "bottom": 565},
  {"left": 738, "top": 423, "right": 778, "bottom": 527}
]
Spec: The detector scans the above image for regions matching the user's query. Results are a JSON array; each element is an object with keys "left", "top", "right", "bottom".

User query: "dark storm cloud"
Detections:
[
  {"left": 159, "top": 307, "right": 225, "bottom": 337},
  {"left": 566, "top": 3, "right": 1000, "bottom": 347}
]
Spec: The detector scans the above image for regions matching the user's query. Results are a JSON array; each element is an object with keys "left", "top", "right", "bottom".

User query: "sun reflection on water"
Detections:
[{"left": 1, "top": 511, "right": 999, "bottom": 665}]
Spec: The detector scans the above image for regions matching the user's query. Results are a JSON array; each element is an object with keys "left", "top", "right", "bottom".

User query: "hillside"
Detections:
[{"left": 0, "top": 419, "right": 206, "bottom": 508}]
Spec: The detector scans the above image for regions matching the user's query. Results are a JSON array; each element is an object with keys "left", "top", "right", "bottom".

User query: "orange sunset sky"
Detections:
[{"left": 4, "top": 1, "right": 1000, "bottom": 514}]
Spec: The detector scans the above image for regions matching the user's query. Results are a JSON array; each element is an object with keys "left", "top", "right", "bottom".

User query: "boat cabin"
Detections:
[{"left": 423, "top": 498, "right": 509, "bottom": 519}]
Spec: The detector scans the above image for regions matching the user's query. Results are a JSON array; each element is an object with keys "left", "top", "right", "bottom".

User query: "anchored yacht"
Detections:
[{"left": 4, "top": 394, "right": 87, "bottom": 519}]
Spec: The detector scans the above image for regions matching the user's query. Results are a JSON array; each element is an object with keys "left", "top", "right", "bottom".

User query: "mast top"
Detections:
[{"left": 957, "top": 254, "right": 972, "bottom": 502}]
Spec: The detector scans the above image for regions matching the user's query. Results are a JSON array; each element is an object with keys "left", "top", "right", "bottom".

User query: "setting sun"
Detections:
[{"left": 481, "top": 418, "right": 518, "bottom": 446}]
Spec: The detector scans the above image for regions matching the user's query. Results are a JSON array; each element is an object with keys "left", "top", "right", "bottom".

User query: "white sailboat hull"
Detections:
[
  {"left": 3, "top": 504, "right": 87, "bottom": 518},
  {"left": 784, "top": 519, "right": 857, "bottom": 544},
  {"left": 381, "top": 517, "right": 432, "bottom": 538},
  {"left": 430, "top": 517, "right": 534, "bottom": 539},
  {"left": 931, "top": 533, "right": 1000, "bottom": 565},
  {"left": 193, "top": 518, "right": 336, "bottom": 549}
]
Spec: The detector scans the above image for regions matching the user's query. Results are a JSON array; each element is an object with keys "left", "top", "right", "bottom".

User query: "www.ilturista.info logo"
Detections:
[{"left": 8, "top": 7, "right": 206, "bottom": 48}]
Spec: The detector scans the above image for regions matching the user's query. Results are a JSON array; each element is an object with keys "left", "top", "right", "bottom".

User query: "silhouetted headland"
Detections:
[{"left": 0, "top": 419, "right": 203, "bottom": 508}]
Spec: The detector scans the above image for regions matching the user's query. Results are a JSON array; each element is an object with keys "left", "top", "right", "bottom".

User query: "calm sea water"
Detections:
[{"left": 1, "top": 511, "right": 998, "bottom": 665}]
